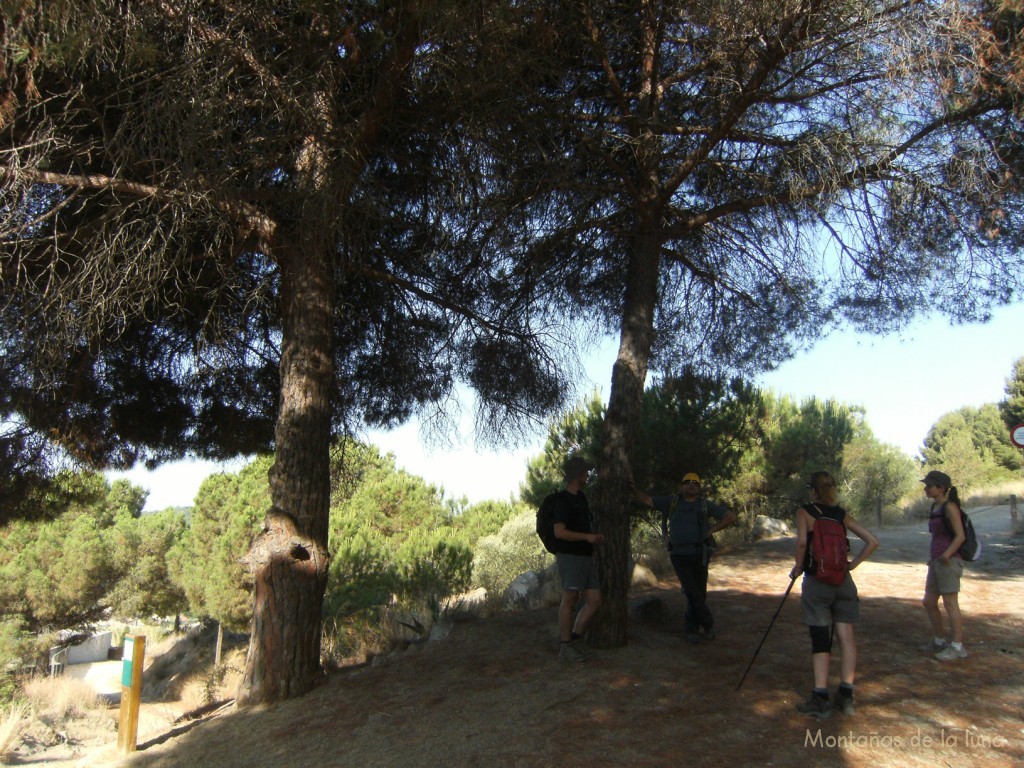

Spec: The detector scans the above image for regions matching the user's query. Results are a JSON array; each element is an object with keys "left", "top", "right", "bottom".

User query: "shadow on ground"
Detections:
[{"left": 106, "top": 518, "right": 1024, "bottom": 768}]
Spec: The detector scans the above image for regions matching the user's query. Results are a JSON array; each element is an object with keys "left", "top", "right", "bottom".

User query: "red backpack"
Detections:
[{"left": 807, "top": 504, "right": 849, "bottom": 586}]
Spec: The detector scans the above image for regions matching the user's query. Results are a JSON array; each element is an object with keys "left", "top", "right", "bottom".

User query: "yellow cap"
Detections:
[{"left": 681, "top": 472, "right": 701, "bottom": 485}]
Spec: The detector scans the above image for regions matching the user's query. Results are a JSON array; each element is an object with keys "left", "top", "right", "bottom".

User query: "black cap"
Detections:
[{"left": 921, "top": 470, "right": 952, "bottom": 487}]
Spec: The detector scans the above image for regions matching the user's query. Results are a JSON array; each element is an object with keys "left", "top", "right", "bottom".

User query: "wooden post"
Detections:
[
  {"left": 216, "top": 622, "right": 223, "bottom": 669},
  {"left": 117, "top": 634, "right": 146, "bottom": 754}
]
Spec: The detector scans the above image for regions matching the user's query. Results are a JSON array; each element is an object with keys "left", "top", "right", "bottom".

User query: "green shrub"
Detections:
[
  {"left": 393, "top": 530, "right": 473, "bottom": 607},
  {"left": 0, "top": 622, "right": 30, "bottom": 674},
  {"left": 0, "top": 678, "right": 18, "bottom": 710},
  {"left": 324, "top": 530, "right": 398, "bottom": 617},
  {"left": 472, "top": 510, "right": 552, "bottom": 597},
  {"left": 630, "top": 519, "right": 672, "bottom": 578}
]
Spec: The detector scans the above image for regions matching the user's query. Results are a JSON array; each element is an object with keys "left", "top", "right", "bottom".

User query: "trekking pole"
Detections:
[{"left": 736, "top": 574, "right": 797, "bottom": 692}]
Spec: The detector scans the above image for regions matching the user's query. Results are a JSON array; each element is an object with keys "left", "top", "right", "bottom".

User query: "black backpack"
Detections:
[
  {"left": 536, "top": 493, "right": 560, "bottom": 554},
  {"left": 940, "top": 503, "right": 983, "bottom": 561}
]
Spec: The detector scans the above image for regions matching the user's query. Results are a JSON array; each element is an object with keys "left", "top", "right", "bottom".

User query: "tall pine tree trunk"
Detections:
[
  {"left": 590, "top": 237, "right": 661, "bottom": 648},
  {"left": 237, "top": 239, "right": 333, "bottom": 706}
]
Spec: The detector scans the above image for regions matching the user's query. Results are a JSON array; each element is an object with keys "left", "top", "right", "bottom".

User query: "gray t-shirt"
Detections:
[{"left": 651, "top": 494, "right": 728, "bottom": 553}]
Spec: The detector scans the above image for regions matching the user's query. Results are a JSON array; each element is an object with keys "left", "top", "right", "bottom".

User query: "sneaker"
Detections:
[
  {"left": 569, "top": 638, "right": 594, "bottom": 658},
  {"left": 919, "top": 639, "right": 946, "bottom": 653},
  {"left": 832, "top": 691, "right": 855, "bottom": 715},
  {"left": 796, "top": 693, "right": 833, "bottom": 719},
  {"left": 935, "top": 644, "right": 968, "bottom": 661},
  {"left": 684, "top": 630, "right": 702, "bottom": 644},
  {"left": 559, "top": 641, "right": 585, "bottom": 663}
]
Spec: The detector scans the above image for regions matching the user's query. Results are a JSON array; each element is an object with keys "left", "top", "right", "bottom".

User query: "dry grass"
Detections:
[
  {"left": 965, "top": 479, "right": 1024, "bottom": 509},
  {"left": 19, "top": 675, "right": 102, "bottom": 723},
  {"left": 0, "top": 702, "right": 29, "bottom": 765},
  {"left": 903, "top": 478, "right": 1024, "bottom": 519},
  {"left": 0, "top": 675, "right": 114, "bottom": 765}
]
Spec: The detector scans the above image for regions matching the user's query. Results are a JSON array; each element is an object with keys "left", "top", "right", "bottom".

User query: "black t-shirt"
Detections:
[{"left": 551, "top": 489, "right": 593, "bottom": 556}]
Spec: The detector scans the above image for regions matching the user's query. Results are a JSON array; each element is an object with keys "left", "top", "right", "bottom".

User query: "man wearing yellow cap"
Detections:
[{"left": 632, "top": 472, "right": 736, "bottom": 643}]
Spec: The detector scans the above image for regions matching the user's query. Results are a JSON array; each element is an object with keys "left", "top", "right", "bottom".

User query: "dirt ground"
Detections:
[{"left": 28, "top": 506, "right": 1024, "bottom": 768}]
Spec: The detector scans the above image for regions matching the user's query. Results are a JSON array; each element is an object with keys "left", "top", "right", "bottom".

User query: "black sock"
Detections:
[
  {"left": 813, "top": 687, "right": 828, "bottom": 699},
  {"left": 571, "top": 632, "right": 584, "bottom": 641},
  {"left": 838, "top": 683, "right": 854, "bottom": 698}
]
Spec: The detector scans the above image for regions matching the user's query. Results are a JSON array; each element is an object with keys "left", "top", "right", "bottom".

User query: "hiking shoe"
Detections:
[
  {"left": 796, "top": 693, "right": 832, "bottom": 719},
  {"left": 569, "top": 638, "right": 594, "bottom": 658},
  {"left": 935, "top": 644, "right": 968, "bottom": 661},
  {"left": 559, "top": 641, "right": 585, "bottom": 663},
  {"left": 919, "top": 639, "right": 946, "bottom": 653},
  {"left": 832, "top": 691, "right": 855, "bottom": 715}
]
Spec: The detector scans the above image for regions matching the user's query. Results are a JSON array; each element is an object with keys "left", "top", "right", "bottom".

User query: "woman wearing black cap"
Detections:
[{"left": 920, "top": 470, "right": 968, "bottom": 660}]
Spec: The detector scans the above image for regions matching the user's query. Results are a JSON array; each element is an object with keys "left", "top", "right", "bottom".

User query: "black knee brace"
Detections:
[{"left": 809, "top": 624, "right": 832, "bottom": 654}]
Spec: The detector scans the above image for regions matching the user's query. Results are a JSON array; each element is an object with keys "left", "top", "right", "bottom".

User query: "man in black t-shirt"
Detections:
[{"left": 552, "top": 455, "right": 604, "bottom": 662}]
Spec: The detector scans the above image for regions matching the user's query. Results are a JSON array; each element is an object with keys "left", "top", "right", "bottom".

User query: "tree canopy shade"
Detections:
[
  {"left": 5, "top": 0, "right": 1024, "bottom": 696},
  {"left": 480, "top": 0, "right": 1024, "bottom": 644},
  {"left": 0, "top": 2, "right": 581, "bottom": 703}
]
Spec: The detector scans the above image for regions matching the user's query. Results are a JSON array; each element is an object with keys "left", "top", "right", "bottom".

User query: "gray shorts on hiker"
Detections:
[
  {"left": 800, "top": 572, "right": 860, "bottom": 625},
  {"left": 556, "top": 553, "right": 600, "bottom": 592}
]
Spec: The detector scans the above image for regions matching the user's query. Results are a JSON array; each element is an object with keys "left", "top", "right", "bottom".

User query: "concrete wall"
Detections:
[{"left": 66, "top": 631, "right": 113, "bottom": 665}]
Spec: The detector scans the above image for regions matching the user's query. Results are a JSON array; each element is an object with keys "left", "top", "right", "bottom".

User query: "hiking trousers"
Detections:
[{"left": 670, "top": 552, "right": 713, "bottom": 633}]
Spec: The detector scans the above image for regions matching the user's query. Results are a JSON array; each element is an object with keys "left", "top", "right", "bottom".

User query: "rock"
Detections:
[
  {"left": 630, "top": 595, "right": 669, "bottom": 624},
  {"left": 502, "top": 570, "right": 539, "bottom": 611},
  {"left": 502, "top": 564, "right": 560, "bottom": 611},
  {"left": 752, "top": 515, "right": 791, "bottom": 540},
  {"left": 630, "top": 562, "right": 658, "bottom": 588},
  {"left": 429, "top": 620, "right": 453, "bottom": 642}
]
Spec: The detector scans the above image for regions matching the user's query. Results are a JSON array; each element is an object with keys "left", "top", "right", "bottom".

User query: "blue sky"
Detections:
[{"left": 112, "top": 301, "right": 1024, "bottom": 510}]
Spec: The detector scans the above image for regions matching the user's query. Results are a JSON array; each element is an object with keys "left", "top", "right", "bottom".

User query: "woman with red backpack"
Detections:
[{"left": 790, "top": 470, "right": 879, "bottom": 719}]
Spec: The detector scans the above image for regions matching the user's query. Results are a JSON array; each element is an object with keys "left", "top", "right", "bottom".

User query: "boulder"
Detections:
[
  {"left": 502, "top": 564, "right": 560, "bottom": 611},
  {"left": 630, "top": 595, "right": 669, "bottom": 625},
  {"left": 630, "top": 562, "right": 658, "bottom": 588},
  {"left": 752, "top": 514, "right": 791, "bottom": 540}
]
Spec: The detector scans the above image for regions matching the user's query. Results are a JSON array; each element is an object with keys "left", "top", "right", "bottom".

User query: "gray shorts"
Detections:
[
  {"left": 926, "top": 557, "right": 962, "bottom": 595},
  {"left": 556, "top": 553, "right": 600, "bottom": 591},
  {"left": 800, "top": 572, "right": 860, "bottom": 626}
]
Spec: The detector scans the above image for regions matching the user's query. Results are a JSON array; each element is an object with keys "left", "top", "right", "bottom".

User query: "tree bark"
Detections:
[
  {"left": 590, "top": 235, "right": 661, "bottom": 648},
  {"left": 237, "top": 239, "right": 333, "bottom": 706}
]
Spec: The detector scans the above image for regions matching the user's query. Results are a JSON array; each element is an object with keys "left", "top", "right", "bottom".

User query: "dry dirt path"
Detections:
[{"left": 38, "top": 507, "right": 1024, "bottom": 768}]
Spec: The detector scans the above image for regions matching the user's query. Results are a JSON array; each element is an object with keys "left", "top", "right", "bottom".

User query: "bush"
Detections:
[
  {"left": 393, "top": 530, "right": 473, "bottom": 607},
  {"left": 0, "top": 623, "right": 30, "bottom": 675},
  {"left": 630, "top": 518, "right": 673, "bottom": 578},
  {"left": 472, "top": 510, "right": 552, "bottom": 598}
]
